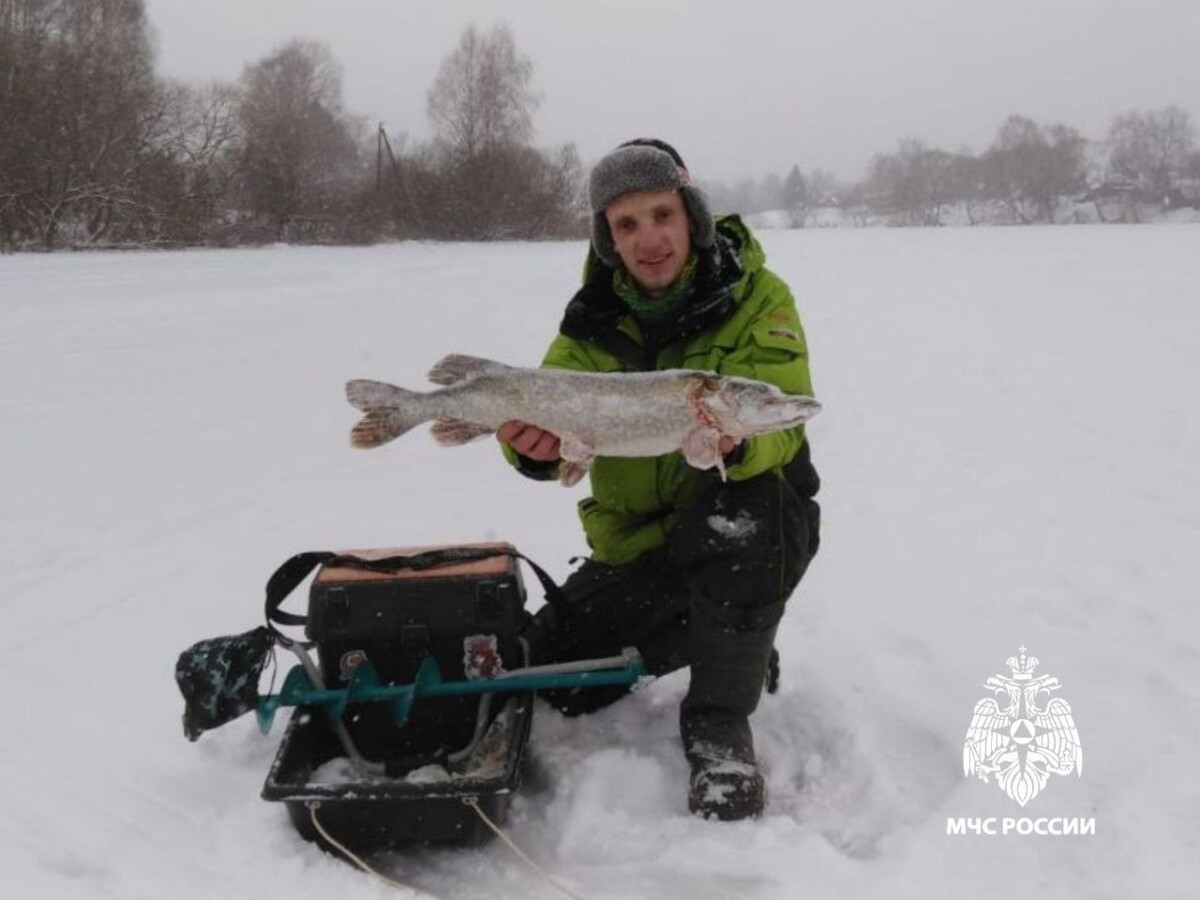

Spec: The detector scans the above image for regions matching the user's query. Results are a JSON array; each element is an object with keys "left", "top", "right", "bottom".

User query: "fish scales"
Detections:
[{"left": 396, "top": 368, "right": 698, "bottom": 456}]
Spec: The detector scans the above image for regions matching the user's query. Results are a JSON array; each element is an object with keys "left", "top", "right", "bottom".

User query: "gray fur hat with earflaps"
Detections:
[{"left": 588, "top": 138, "right": 715, "bottom": 269}]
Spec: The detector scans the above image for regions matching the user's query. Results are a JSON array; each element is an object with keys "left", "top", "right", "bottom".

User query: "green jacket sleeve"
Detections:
[{"left": 718, "top": 273, "right": 814, "bottom": 482}]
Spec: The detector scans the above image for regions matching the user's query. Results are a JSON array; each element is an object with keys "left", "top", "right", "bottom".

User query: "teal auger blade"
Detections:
[
  {"left": 256, "top": 648, "right": 647, "bottom": 732},
  {"left": 344, "top": 658, "right": 413, "bottom": 727},
  {"left": 256, "top": 666, "right": 314, "bottom": 734},
  {"left": 391, "top": 656, "right": 444, "bottom": 726}
]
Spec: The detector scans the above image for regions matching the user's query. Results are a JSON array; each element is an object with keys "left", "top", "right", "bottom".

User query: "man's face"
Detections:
[{"left": 604, "top": 189, "right": 692, "bottom": 294}]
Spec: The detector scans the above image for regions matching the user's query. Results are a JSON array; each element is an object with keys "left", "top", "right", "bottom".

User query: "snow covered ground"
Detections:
[{"left": 2, "top": 225, "right": 1199, "bottom": 899}]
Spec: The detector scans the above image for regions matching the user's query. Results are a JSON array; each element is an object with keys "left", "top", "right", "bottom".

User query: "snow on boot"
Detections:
[
  {"left": 766, "top": 646, "right": 781, "bottom": 695},
  {"left": 683, "top": 710, "right": 765, "bottom": 820}
]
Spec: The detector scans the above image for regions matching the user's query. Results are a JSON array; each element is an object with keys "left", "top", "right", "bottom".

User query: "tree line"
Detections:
[
  {"left": 710, "top": 107, "right": 1200, "bottom": 228},
  {"left": 0, "top": 1, "right": 580, "bottom": 250},
  {"left": 2, "top": 1, "right": 1197, "bottom": 251}
]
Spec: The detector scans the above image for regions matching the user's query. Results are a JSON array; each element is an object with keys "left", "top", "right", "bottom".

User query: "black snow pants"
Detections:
[{"left": 529, "top": 444, "right": 820, "bottom": 716}]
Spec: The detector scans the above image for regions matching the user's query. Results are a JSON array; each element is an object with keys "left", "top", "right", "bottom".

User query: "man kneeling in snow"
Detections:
[{"left": 499, "top": 139, "right": 820, "bottom": 821}]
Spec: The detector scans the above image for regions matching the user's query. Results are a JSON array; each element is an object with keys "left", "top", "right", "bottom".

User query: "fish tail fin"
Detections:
[
  {"left": 350, "top": 410, "right": 420, "bottom": 449},
  {"left": 346, "top": 379, "right": 411, "bottom": 411},
  {"left": 345, "top": 379, "right": 428, "bottom": 449}
]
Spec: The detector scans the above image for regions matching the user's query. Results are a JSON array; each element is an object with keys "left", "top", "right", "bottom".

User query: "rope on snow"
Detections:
[
  {"left": 463, "top": 796, "right": 587, "bottom": 900},
  {"left": 307, "top": 802, "right": 437, "bottom": 898}
]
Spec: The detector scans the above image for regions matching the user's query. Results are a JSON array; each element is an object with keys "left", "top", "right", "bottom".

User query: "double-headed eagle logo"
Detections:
[{"left": 963, "top": 647, "right": 1083, "bottom": 807}]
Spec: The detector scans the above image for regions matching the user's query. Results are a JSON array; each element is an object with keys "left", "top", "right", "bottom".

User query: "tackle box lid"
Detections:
[{"left": 314, "top": 542, "right": 517, "bottom": 585}]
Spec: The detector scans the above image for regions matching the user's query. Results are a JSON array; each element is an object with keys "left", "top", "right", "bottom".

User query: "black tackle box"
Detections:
[
  {"left": 261, "top": 543, "right": 534, "bottom": 848},
  {"left": 305, "top": 543, "right": 528, "bottom": 763}
]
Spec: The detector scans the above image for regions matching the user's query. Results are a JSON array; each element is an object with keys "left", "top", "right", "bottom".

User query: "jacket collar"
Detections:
[{"left": 560, "top": 219, "right": 746, "bottom": 370}]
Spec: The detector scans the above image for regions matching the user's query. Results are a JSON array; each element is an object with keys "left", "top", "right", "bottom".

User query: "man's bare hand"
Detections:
[
  {"left": 497, "top": 420, "right": 562, "bottom": 462},
  {"left": 718, "top": 435, "right": 742, "bottom": 458}
]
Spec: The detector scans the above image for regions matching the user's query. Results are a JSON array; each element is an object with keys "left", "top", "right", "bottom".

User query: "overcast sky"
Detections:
[{"left": 145, "top": 0, "right": 1199, "bottom": 184}]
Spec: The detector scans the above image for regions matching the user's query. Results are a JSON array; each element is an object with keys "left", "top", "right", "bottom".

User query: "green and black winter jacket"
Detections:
[{"left": 504, "top": 215, "right": 816, "bottom": 565}]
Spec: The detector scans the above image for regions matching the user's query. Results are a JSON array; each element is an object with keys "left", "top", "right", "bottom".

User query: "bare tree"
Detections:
[
  {"left": 983, "top": 115, "right": 1086, "bottom": 223},
  {"left": 421, "top": 23, "right": 579, "bottom": 239},
  {"left": 940, "top": 151, "right": 985, "bottom": 225},
  {"left": 236, "top": 40, "right": 364, "bottom": 241},
  {"left": 1186, "top": 150, "right": 1200, "bottom": 204},
  {"left": 0, "top": 0, "right": 163, "bottom": 248},
  {"left": 520, "top": 142, "right": 585, "bottom": 237},
  {"left": 123, "top": 80, "right": 242, "bottom": 244},
  {"left": 1044, "top": 124, "right": 1088, "bottom": 205},
  {"left": 985, "top": 116, "right": 1044, "bottom": 223},
  {"left": 807, "top": 170, "right": 841, "bottom": 205},
  {"left": 426, "top": 24, "right": 537, "bottom": 162},
  {"left": 865, "top": 139, "right": 956, "bottom": 226},
  {"left": 758, "top": 172, "right": 783, "bottom": 212},
  {"left": 1106, "top": 106, "right": 1196, "bottom": 204},
  {"left": 782, "top": 165, "right": 808, "bottom": 227}
]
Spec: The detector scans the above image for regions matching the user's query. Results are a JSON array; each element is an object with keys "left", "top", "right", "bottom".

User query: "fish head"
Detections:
[{"left": 696, "top": 374, "right": 822, "bottom": 436}]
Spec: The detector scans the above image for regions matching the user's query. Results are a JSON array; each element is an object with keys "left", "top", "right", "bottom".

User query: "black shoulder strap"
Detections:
[{"left": 264, "top": 547, "right": 568, "bottom": 643}]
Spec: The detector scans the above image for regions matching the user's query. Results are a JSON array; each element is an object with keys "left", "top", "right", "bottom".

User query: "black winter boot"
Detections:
[
  {"left": 681, "top": 619, "right": 779, "bottom": 821},
  {"left": 682, "top": 708, "right": 764, "bottom": 821}
]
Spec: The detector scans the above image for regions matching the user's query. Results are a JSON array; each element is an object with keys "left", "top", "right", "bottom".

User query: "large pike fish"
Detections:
[{"left": 346, "top": 354, "right": 820, "bottom": 486}]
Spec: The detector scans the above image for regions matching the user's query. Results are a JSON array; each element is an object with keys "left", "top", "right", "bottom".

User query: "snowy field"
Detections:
[{"left": 2, "top": 225, "right": 1199, "bottom": 899}]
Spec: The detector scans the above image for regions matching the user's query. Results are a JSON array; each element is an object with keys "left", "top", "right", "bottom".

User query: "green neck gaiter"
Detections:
[{"left": 612, "top": 252, "right": 699, "bottom": 324}]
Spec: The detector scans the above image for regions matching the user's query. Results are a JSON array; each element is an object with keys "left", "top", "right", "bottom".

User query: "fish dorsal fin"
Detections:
[{"left": 427, "top": 354, "right": 512, "bottom": 386}]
